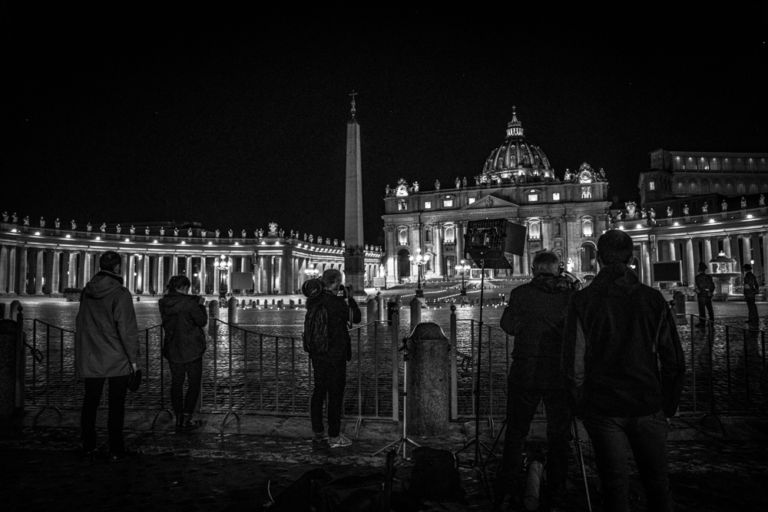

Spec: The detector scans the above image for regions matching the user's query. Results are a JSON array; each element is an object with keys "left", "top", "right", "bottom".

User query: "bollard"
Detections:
[
  {"left": 673, "top": 291, "right": 686, "bottom": 325},
  {"left": 405, "top": 322, "right": 451, "bottom": 436},
  {"left": 367, "top": 297, "right": 377, "bottom": 339},
  {"left": 227, "top": 296, "right": 237, "bottom": 323},
  {"left": 0, "top": 301, "right": 24, "bottom": 433},
  {"left": 207, "top": 300, "right": 219, "bottom": 336}
]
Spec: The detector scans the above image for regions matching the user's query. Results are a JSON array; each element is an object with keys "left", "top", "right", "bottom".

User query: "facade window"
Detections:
[
  {"left": 552, "top": 192, "right": 560, "bottom": 201},
  {"left": 424, "top": 201, "right": 432, "bottom": 209},
  {"left": 581, "top": 186, "right": 592, "bottom": 199},
  {"left": 649, "top": 181, "right": 655, "bottom": 191},
  {"left": 468, "top": 197, "right": 476, "bottom": 205},
  {"left": 398, "top": 199, "right": 407, "bottom": 211},
  {"left": 443, "top": 198, "right": 454, "bottom": 207},
  {"left": 398, "top": 227, "right": 408, "bottom": 246},
  {"left": 582, "top": 218, "right": 593, "bottom": 237},
  {"left": 528, "top": 193, "right": 539, "bottom": 202},
  {"left": 425, "top": 229, "right": 431, "bottom": 242},
  {"left": 528, "top": 219, "right": 541, "bottom": 240},
  {"left": 444, "top": 225, "right": 455, "bottom": 243}
]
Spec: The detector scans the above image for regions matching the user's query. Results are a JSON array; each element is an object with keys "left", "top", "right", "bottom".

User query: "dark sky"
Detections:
[{"left": 3, "top": 6, "right": 767, "bottom": 247}]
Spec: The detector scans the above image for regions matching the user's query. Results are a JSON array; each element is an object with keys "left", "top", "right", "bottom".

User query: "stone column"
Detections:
[
  {"left": 213, "top": 267, "right": 220, "bottom": 295},
  {"left": 406, "top": 322, "right": 451, "bottom": 436},
  {"left": 18, "top": 247, "right": 28, "bottom": 295},
  {"left": 742, "top": 235, "right": 753, "bottom": 266},
  {"left": 51, "top": 250, "right": 60, "bottom": 294},
  {"left": 433, "top": 224, "right": 442, "bottom": 276},
  {"left": 82, "top": 252, "right": 92, "bottom": 289},
  {"left": 127, "top": 254, "right": 136, "bottom": 293},
  {"left": 703, "top": 238, "right": 713, "bottom": 268},
  {"left": 750, "top": 234, "right": 763, "bottom": 280},
  {"left": 199, "top": 256, "right": 207, "bottom": 295},
  {"left": 35, "top": 249, "right": 44, "bottom": 295},
  {"left": 455, "top": 222, "right": 465, "bottom": 264},
  {"left": 142, "top": 255, "right": 150, "bottom": 295},
  {"left": 272, "top": 255, "right": 279, "bottom": 293},
  {"left": 156, "top": 256, "right": 165, "bottom": 294},
  {"left": 668, "top": 240, "right": 676, "bottom": 261},
  {"left": 0, "top": 246, "right": 8, "bottom": 293},
  {"left": 171, "top": 255, "right": 179, "bottom": 276},
  {"left": 521, "top": 238, "right": 530, "bottom": 277},
  {"left": 7, "top": 248, "right": 17, "bottom": 295},
  {"left": 685, "top": 238, "right": 695, "bottom": 286},
  {"left": 68, "top": 252, "right": 78, "bottom": 288},
  {"left": 723, "top": 236, "right": 732, "bottom": 258},
  {"left": 641, "top": 242, "right": 652, "bottom": 286}
]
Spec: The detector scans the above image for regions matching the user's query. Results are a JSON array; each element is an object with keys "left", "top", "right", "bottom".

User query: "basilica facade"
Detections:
[{"left": 381, "top": 108, "right": 612, "bottom": 286}]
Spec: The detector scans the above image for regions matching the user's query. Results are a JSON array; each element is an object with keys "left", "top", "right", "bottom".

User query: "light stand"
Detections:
[{"left": 373, "top": 337, "right": 421, "bottom": 461}]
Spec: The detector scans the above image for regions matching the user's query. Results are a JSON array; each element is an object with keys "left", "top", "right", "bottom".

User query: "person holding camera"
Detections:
[
  {"left": 159, "top": 275, "right": 208, "bottom": 433},
  {"left": 305, "top": 269, "right": 361, "bottom": 448}
]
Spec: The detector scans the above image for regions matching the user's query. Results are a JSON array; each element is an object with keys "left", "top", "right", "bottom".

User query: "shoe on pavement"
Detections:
[
  {"left": 313, "top": 431, "right": 329, "bottom": 445},
  {"left": 329, "top": 433, "right": 352, "bottom": 448}
]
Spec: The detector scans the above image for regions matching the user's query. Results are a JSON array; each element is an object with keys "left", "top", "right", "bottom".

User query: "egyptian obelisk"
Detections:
[{"left": 344, "top": 91, "right": 365, "bottom": 295}]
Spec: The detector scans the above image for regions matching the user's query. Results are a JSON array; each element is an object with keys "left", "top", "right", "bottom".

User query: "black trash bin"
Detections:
[{"left": 672, "top": 290, "right": 686, "bottom": 324}]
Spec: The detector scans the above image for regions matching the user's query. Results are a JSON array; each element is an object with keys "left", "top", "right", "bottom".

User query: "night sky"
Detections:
[{"left": 4, "top": 7, "right": 767, "bottom": 247}]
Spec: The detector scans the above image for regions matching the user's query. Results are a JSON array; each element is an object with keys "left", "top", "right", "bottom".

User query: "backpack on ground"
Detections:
[{"left": 303, "top": 302, "right": 330, "bottom": 354}]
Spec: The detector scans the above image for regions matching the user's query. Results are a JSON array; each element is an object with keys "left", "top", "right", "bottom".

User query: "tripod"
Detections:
[
  {"left": 455, "top": 257, "right": 493, "bottom": 470},
  {"left": 373, "top": 337, "right": 420, "bottom": 461}
]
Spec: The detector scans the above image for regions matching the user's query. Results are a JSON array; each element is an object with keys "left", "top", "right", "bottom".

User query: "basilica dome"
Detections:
[{"left": 477, "top": 107, "right": 556, "bottom": 185}]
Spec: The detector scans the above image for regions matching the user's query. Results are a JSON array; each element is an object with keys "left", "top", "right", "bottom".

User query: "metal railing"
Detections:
[{"left": 20, "top": 306, "right": 768, "bottom": 431}]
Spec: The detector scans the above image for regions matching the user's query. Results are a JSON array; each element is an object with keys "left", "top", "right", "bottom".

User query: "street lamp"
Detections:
[
  {"left": 455, "top": 259, "right": 471, "bottom": 296},
  {"left": 409, "top": 249, "right": 429, "bottom": 298}
]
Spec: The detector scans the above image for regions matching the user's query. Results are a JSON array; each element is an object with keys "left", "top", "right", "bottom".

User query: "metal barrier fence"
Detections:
[{"left": 21, "top": 306, "right": 768, "bottom": 429}]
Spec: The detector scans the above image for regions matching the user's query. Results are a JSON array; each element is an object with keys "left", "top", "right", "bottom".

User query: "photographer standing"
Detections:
[
  {"left": 305, "top": 269, "right": 361, "bottom": 448},
  {"left": 159, "top": 275, "right": 208, "bottom": 433}
]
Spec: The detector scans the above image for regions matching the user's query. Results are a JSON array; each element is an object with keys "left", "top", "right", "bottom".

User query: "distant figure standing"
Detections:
[
  {"left": 304, "top": 269, "right": 361, "bottom": 448},
  {"left": 742, "top": 263, "right": 760, "bottom": 328},
  {"left": 495, "top": 251, "right": 575, "bottom": 511},
  {"left": 159, "top": 275, "right": 208, "bottom": 432},
  {"left": 694, "top": 262, "right": 715, "bottom": 326},
  {"left": 75, "top": 251, "right": 139, "bottom": 461},
  {"left": 563, "top": 230, "right": 686, "bottom": 512}
]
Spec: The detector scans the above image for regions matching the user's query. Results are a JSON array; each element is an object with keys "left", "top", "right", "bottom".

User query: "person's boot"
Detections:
[{"left": 182, "top": 414, "right": 202, "bottom": 432}]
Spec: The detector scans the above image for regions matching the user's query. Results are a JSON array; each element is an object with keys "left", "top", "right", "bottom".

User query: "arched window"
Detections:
[
  {"left": 528, "top": 219, "right": 541, "bottom": 240},
  {"left": 444, "top": 224, "right": 456, "bottom": 244},
  {"left": 582, "top": 217, "right": 594, "bottom": 238},
  {"left": 398, "top": 227, "right": 408, "bottom": 246}
]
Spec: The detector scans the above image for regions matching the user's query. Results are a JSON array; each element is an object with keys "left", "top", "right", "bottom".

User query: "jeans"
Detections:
[
  {"left": 583, "top": 411, "right": 673, "bottom": 512},
  {"left": 746, "top": 297, "right": 758, "bottom": 325},
  {"left": 310, "top": 357, "right": 347, "bottom": 437},
  {"left": 168, "top": 358, "right": 203, "bottom": 417},
  {"left": 696, "top": 294, "right": 714, "bottom": 323},
  {"left": 497, "top": 386, "right": 571, "bottom": 504},
  {"left": 81, "top": 375, "right": 129, "bottom": 454}
]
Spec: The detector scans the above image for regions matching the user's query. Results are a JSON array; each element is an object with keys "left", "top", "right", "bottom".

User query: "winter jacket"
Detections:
[
  {"left": 159, "top": 291, "right": 208, "bottom": 364},
  {"left": 305, "top": 290, "right": 361, "bottom": 362},
  {"left": 743, "top": 271, "right": 759, "bottom": 299},
  {"left": 500, "top": 273, "right": 575, "bottom": 389},
  {"left": 75, "top": 271, "right": 139, "bottom": 378},
  {"left": 562, "top": 264, "right": 686, "bottom": 417},
  {"left": 694, "top": 272, "right": 715, "bottom": 297}
]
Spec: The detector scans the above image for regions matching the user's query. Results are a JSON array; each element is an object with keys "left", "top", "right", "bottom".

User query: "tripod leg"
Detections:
[{"left": 571, "top": 418, "right": 593, "bottom": 512}]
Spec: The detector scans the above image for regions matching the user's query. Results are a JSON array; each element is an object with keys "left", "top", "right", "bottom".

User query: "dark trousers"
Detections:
[
  {"left": 81, "top": 375, "right": 129, "bottom": 454},
  {"left": 697, "top": 294, "right": 714, "bottom": 323},
  {"left": 497, "top": 386, "right": 572, "bottom": 502},
  {"left": 583, "top": 411, "right": 672, "bottom": 512},
  {"left": 168, "top": 358, "right": 203, "bottom": 417},
  {"left": 310, "top": 357, "right": 347, "bottom": 437},
  {"left": 746, "top": 296, "right": 759, "bottom": 325}
]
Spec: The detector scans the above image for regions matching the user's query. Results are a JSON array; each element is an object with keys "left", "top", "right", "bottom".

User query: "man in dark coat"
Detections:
[
  {"left": 306, "top": 269, "right": 361, "bottom": 448},
  {"left": 694, "top": 261, "right": 715, "bottom": 326},
  {"left": 495, "top": 251, "right": 575, "bottom": 511},
  {"left": 562, "top": 230, "right": 686, "bottom": 512},
  {"left": 159, "top": 275, "right": 208, "bottom": 432},
  {"left": 75, "top": 250, "right": 139, "bottom": 461},
  {"left": 742, "top": 263, "right": 760, "bottom": 328}
]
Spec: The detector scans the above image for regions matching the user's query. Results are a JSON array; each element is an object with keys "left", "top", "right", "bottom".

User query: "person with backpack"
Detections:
[
  {"left": 303, "top": 269, "right": 361, "bottom": 448},
  {"left": 159, "top": 275, "right": 208, "bottom": 433},
  {"left": 694, "top": 261, "right": 716, "bottom": 327}
]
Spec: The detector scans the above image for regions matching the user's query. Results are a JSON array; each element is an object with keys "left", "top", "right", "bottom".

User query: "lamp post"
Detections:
[
  {"left": 455, "top": 259, "right": 471, "bottom": 296},
  {"left": 214, "top": 254, "right": 232, "bottom": 296},
  {"left": 409, "top": 249, "right": 429, "bottom": 298}
]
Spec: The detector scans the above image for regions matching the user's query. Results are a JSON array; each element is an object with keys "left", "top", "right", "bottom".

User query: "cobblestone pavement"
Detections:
[{"left": 2, "top": 414, "right": 767, "bottom": 511}]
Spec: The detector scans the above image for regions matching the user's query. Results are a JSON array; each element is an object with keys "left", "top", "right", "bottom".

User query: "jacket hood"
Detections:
[
  {"left": 159, "top": 291, "right": 199, "bottom": 313},
  {"left": 83, "top": 271, "right": 124, "bottom": 299},
  {"left": 530, "top": 273, "right": 574, "bottom": 293},
  {"left": 592, "top": 264, "right": 642, "bottom": 295}
]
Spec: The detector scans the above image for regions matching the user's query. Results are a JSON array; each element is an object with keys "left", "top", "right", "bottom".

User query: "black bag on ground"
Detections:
[{"left": 407, "top": 446, "right": 466, "bottom": 505}]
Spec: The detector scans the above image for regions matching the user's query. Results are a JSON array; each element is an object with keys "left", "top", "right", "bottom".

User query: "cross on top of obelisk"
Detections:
[{"left": 349, "top": 90, "right": 357, "bottom": 119}]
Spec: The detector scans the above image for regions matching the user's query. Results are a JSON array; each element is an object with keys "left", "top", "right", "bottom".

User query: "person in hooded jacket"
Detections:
[
  {"left": 75, "top": 250, "right": 139, "bottom": 461},
  {"left": 562, "top": 229, "right": 686, "bottom": 512},
  {"left": 159, "top": 275, "right": 208, "bottom": 432},
  {"left": 494, "top": 251, "right": 576, "bottom": 511},
  {"left": 305, "top": 268, "right": 361, "bottom": 448}
]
